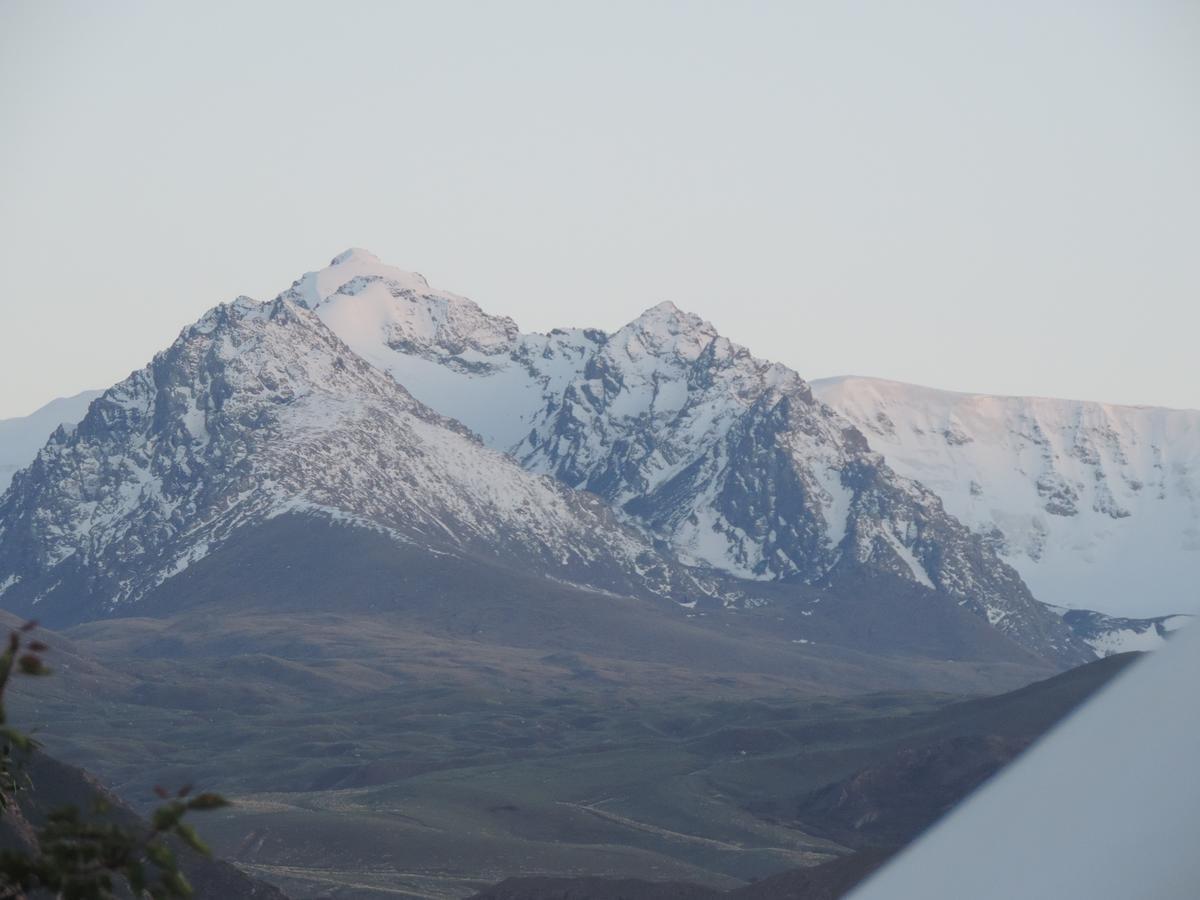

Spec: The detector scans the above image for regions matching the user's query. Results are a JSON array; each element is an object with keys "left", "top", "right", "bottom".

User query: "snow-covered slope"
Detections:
[
  {"left": 0, "top": 294, "right": 713, "bottom": 624},
  {"left": 15, "top": 250, "right": 1168, "bottom": 666},
  {"left": 812, "top": 376, "right": 1200, "bottom": 619},
  {"left": 279, "top": 250, "right": 1089, "bottom": 665},
  {"left": 280, "top": 248, "right": 593, "bottom": 450},
  {"left": 1048, "top": 606, "right": 1190, "bottom": 657},
  {"left": 0, "top": 391, "right": 102, "bottom": 492}
]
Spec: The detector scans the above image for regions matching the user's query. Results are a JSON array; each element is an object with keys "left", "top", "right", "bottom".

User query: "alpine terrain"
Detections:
[
  {"left": 7, "top": 250, "right": 1180, "bottom": 668},
  {"left": 0, "top": 390, "right": 102, "bottom": 492},
  {"left": 811, "top": 377, "right": 1198, "bottom": 640},
  {"left": 280, "top": 250, "right": 1101, "bottom": 663},
  {"left": 0, "top": 294, "right": 728, "bottom": 627},
  {"left": 0, "top": 250, "right": 1190, "bottom": 899}
]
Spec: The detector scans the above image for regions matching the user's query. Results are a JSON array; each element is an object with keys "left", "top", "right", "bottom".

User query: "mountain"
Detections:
[
  {"left": 0, "top": 293, "right": 722, "bottom": 627},
  {"left": 0, "top": 281, "right": 1068, "bottom": 675},
  {"left": 811, "top": 376, "right": 1200, "bottom": 621},
  {"left": 279, "top": 249, "right": 1090, "bottom": 666},
  {"left": 1048, "top": 605, "right": 1190, "bottom": 656},
  {"left": 0, "top": 249, "right": 1106, "bottom": 667},
  {"left": 0, "top": 390, "right": 102, "bottom": 492}
]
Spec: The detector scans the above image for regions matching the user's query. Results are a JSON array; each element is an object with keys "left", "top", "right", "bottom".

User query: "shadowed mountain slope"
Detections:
[{"left": 280, "top": 250, "right": 1091, "bottom": 666}]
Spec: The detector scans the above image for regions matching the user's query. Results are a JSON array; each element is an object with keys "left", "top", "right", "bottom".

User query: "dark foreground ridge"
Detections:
[
  {"left": 0, "top": 749, "right": 287, "bottom": 899},
  {"left": 467, "top": 652, "right": 1139, "bottom": 900}
]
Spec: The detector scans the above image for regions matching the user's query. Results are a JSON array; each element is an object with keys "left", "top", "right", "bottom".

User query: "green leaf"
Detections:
[
  {"left": 161, "top": 867, "right": 194, "bottom": 897},
  {"left": 173, "top": 823, "right": 211, "bottom": 857},
  {"left": 127, "top": 859, "right": 147, "bottom": 893},
  {"left": 0, "top": 725, "right": 35, "bottom": 752},
  {"left": 152, "top": 802, "right": 185, "bottom": 831},
  {"left": 185, "top": 792, "right": 229, "bottom": 811},
  {"left": 145, "top": 840, "right": 176, "bottom": 871}
]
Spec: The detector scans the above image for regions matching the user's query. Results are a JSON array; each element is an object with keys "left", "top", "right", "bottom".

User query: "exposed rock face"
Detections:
[
  {"left": 0, "top": 391, "right": 102, "bottom": 493},
  {"left": 285, "top": 252, "right": 1091, "bottom": 665},
  {"left": 812, "top": 375, "right": 1200, "bottom": 619},
  {"left": 1054, "top": 606, "right": 1191, "bottom": 656},
  {"left": 0, "top": 294, "right": 717, "bottom": 626},
  {"left": 0, "top": 251, "right": 1097, "bottom": 665}
]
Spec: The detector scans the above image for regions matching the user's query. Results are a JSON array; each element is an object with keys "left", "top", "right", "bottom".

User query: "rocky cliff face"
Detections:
[
  {"left": 0, "top": 250, "right": 1118, "bottom": 665},
  {"left": 811, "top": 375, "right": 1200, "bottom": 619},
  {"left": 0, "top": 293, "right": 717, "bottom": 626},
  {"left": 282, "top": 251, "right": 1091, "bottom": 665},
  {"left": 0, "top": 391, "right": 102, "bottom": 492}
]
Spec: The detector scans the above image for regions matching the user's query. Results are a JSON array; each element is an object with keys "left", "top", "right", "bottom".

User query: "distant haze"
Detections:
[{"left": 1, "top": 1, "right": 1197, "bottom": 417}]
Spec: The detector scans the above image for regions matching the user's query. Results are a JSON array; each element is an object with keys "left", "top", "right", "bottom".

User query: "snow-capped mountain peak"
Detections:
[
  {"left": 287, "top": 247, "right": 429, "bottom": 302},
  {"left": 617, "top": 301, "right": 718, "bottom": 360},
  {"left": 811, "top": 375, "right": 1200, "bottom": 619},
  {"left": 0, "top": 290, "right": 731, "bottom": 625},
  {"left": 258, "top": 252, "right": 1091, "bottom": 664},
  {"left": 281, "top": 250, "right": 519, "bottom": 360},
  {"left": 7, "top": 251, "right": 1151, "bottom": 665},
  {"left": 0, "top": 391, "right": 104, "bottom": 493},
  {"left": 330, "top": 246, "right": 384, "bottom": 267}
]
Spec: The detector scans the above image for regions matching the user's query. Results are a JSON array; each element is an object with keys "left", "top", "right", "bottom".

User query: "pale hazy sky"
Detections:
[{"left": 1, "top": 1, "right": 1197, "bottom": 418}]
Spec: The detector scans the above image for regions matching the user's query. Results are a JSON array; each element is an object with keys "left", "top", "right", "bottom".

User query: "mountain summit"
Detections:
[
  {"left": 0, "top": 292, "right": 715, "bottom": 624},
  {"left": 812, "top": 376, "right": 1200, "bottom": 621},
  {"left": 13, "top": 251, "right": 1171, "bottom": 667},
  {"left": 277, "top": 251, "right": 1093, "bottom": 666}
]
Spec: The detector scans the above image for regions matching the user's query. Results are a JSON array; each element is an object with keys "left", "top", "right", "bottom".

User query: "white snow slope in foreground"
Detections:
[
  {"left": 849, "top": 622, "right": 1200, "bottom": 900},
  {"left": 0, "top": 391, "right": 103, "bottom": 492},
  {"left": 813, "top": 376, "right": 1200, "bottom": 619}
]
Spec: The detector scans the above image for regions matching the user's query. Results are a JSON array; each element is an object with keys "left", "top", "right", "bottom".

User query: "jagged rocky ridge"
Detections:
[
  {"left": 0, "top": 390, "right": 101, "bottom": 493},
  {"left": 810, "top": 376, "right": 1200, "bottom": 623},
  {"left": 1049, "top": 607, "right": 1190, "bottom": 657},
  {"left": 0, "top": 294, "right": 725, "bottom": 625},
  {"left": 0, "top": 250, "right": 1125, "bottom": 665},
  {"left": 276, "top": 249, "right": 1091, "bottom": 664}
]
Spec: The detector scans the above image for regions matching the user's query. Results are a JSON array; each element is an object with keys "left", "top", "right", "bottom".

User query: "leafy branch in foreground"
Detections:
[
  {"left": 0, "top": 622, "right": 229, "bottom": 899},
  {"left": 0, "top": 620, "right": 49, "bottom": 809}
]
